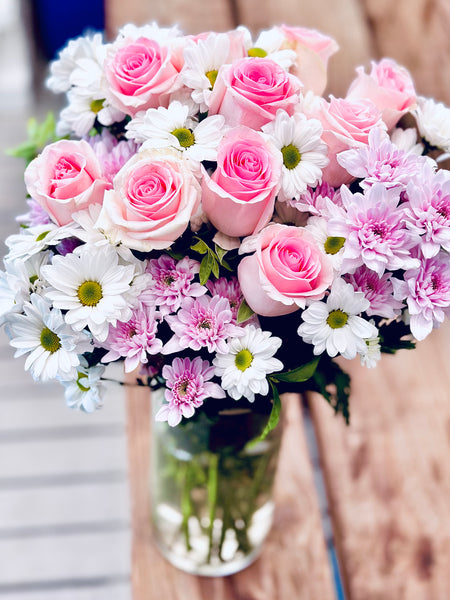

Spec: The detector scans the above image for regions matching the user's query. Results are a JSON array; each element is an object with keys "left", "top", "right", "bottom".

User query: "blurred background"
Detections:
[{"left": 1, "top": 1, "right": 449, "bottom": 599}]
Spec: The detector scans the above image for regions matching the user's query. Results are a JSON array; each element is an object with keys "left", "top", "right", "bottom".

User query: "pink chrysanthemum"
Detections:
[
  {"left": 17, "top": 199, "right": 52, "bottom": 227},
  {"left": 101, "top": 305, "right": 163, "bottom": 373},
  {"left": 328, "top": 183, "right": 420, "bottom": 277},
  {"left": 403, "top": 165, "right": 450, "bottom": 258},
  {"left": 288, "top": 182, "right": 342, "bottom": 217},
  {"left": 392, "top": 251, "right": 450, "bottom": 341},
  {"left": 89, "top": 129, "right": 139, "bottom": 184},
  {"left": 345, "top": 266, "right": 404, "bottom": 319},
  {"left": 162, "top": 295, "right": 244, "bottom": 354},
  {"left": 337, "top": 127, "right": 429, "bottom": 191},
  {"left": 155, "top": 356, "right": 225, "bottom": 427},
  {"left": 140, "top": 255, "right": 206, "bottom": 318},
  {"left": 206, "top": 277, "right": 242, "bottom": 322}
]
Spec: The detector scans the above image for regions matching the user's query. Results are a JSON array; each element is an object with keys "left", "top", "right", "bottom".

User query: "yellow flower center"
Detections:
[
  {"left": 90, "top": 99, "right": 105, "bottom": 114},
  {"left": 205, "top": 69, "right": 218, "bottom": 89},
  {"left": 324, "top": 236, "right": 346, "bottom": 255},
  {"left": 76, "top": 372, "right": 90, "bottom": 393},
  {"left": 326, "top": 309, "right": 348, "bottom": 329},
  {"left": 40, "top": 327, "right": 61, "bottom": 353},
  {"left": 248, "top": 47, "right": 268, "bottom": 58},
  {"left": 281, "top": 144, "right": 301, "bottom": 170},
  {"left": 235, "top": 348, "right": 253, "bottom": 372},
  {"left": 171, "top": 127, "right": 195, "bottom": 148},
  {"left": 77, "top": 280, "right": 103, "bottom": 307}
]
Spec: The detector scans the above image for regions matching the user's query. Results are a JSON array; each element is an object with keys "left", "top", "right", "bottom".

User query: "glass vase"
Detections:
[{"left": 149, "top": 388, "right": 283, "bottom": 576}]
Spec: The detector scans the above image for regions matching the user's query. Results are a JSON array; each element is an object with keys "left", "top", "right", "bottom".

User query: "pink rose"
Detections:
[
  {"left": 104, "top": 37, "right": 180, "bottom": 116},
  {"left": 238, "top": 224, "right": 334, "bottom": 317},
  {"left": 306, "top": 95, "right": 385, "bottom": 187},
  {"left": 201, "top": 127, "right": 282, "bottom": 237},
  {"left": 208, "top": 57, "right": 301, "bottom": 129},
  {"left": 278, "top": 25, "right": 339, "bottom": 96},
  {"left": 96, "top": 149, "right": 201, "bottom": 252},
  {"left": 346, "top": 59, "right": 417, "bottom": 130},
  {"left": 24, "top": 139, "right": 109, "bottom": 226}
]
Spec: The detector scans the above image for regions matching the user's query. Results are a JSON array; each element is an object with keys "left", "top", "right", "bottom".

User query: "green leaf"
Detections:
[
  {"left": 6, "top": 112, "right": 58, "bottom": 164},
  {"left": 199, "top": 253, "right": 214, "bottom": 284},
  {"left": 273, "top": 357, "right": 319, "bottom": 383},
  {"left": 190, "top": 238, "right": 209, "bottom": 255},
  {"left": 210, "top": 254, "right": 220, "bottom": 278},
  {"left": 214, "top": 244, "right": 227, "bottom": 264},
  {"left": 237, "top": 299, "right": 255, "bottom": 324}
]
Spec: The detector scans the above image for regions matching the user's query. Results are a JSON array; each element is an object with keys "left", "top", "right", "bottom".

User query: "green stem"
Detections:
[
  {"left": 206, "top": 453, "right": 219, "bottom": 563},
  {"left": 181, "top": 463, "right": 192, "bottom": 551}
]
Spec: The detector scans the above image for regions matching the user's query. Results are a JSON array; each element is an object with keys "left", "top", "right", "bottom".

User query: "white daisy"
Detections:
[
  {"left": 126, "top": 101, "right": 226, "bottom": 163},
  {"left": 41, "top": 245, "right": 136, "bottom": 343},
  {"left": 1, "top": 251, "right": 52, "bottom": 315},
  {"left": 239, "top": 25, "right": 296, "bottom": 70},
  {"left": 5, "top": 294, "right": 90, "bottom": 382},
  {"left": 61, "top": 357, "right": 105, "bottom": 413},
  {"left": 5, "top": 223, "right": 77, "bottom": 262},
  {"left": 262, "top": 110, "right": 329, "bottom": 201},
  {"left": 181, "top": 33, "right": 232, "bottom": 112},
  {"left": 57, "top": 88, "right": 125, "bottom": 137},
  {"left": 0, "top": 270, "right": 20, "bottom": 325},
  {"left": 297, "top": 278, "right": 378, "bottom": 360},
  {"left": 213, "top": 325, "right": 283, "bottom": 402},
  {"left": 305, "top": 216, "right": 346, "bottom": 273}
]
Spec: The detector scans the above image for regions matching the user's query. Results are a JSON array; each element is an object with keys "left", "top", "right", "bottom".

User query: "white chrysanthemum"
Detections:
[
  {"left": 46, "top": 33, "right": 106, "bottom": 94},
  {"left": 413, "top": 96, "right": 450, "bottom": 153},
  {"left": 239, "top": 25, "right": 296, "bottom": 70},
  {"left": 359, "top": 326, "right": 381, "bottom": 369},
  {"left": 57, "top": 88, "right": 125, "bottom": 137},
  {"left": 61, "top": 357, "right": 105, "bottom": 413},
  {"left": 5, "top": 223, "right": 78, "bottom": 262},
  {"left": 181, "top": 33, "right": 232, "bottom": 112},
  {"left": 1, "top": 251, "right": 52, "bottom": 317},
  {"left": 41, "top": 246, "right": 136, "bottom": 342},
  {"left": 213, "top": 325, "right": 283, "bottom": 402},
  {"left": 390, "top": 127, "right": 424, "bottom": 156},
  {"left": 0, "top": 270, "right": 20, "bottom": 325},
  {"left": 118, "top": 22, "right": 182, "bottom": 45},
  {"left": 126, "top": 101, "right": 226, "bottom": 162},
  {"left": 5, "top": 294, "right": 91, "bottom": 382},
  {"left": 305, "top": 216, "right": 345, "bottom": 273},
  {"left": 262, "top": 110, "right": 328, "bottom": 201},
  {"left": 298, "top": 278, "right": 378, "bottom": 360}
]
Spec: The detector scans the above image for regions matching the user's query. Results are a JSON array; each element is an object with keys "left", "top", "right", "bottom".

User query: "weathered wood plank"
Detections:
[
  {"left": 362, "top": 0, "right": 450, "bottom": 102},
  {"left": 0, "top": 482, "right": 129, "bottom": 529},
  {"left": 105, "top": 0, "right": 236, "bottom": 37},
  {"left": 0, "top": 531, "right": 130, "bottom": 584},
  {"left": 127, "top": 389, "right": 335, "bottom": 599},
  {"left": 309, "top": 321, "right": 450, "bottom": 600}
]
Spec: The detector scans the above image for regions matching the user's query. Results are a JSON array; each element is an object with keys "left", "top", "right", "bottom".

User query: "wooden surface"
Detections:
[
  {"left": 309, "top": 321, "right": 450, "bottom": 600},
  {"left": 127, "top": 391, "right": 336, "bottom": 599}
]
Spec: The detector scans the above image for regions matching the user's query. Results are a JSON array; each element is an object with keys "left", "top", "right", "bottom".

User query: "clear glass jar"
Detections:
[{"left": 150, "top": 388, "right": 283, "bottom": 576}]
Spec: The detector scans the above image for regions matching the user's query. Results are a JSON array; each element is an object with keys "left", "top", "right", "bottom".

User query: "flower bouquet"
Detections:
[{"left": 2, "top": 21, "right": 450, "bottom": 575}]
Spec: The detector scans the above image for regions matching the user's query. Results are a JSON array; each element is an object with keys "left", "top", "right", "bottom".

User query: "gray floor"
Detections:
[{"left": 0, "top": 4, "right": 132, "bottom": 598}]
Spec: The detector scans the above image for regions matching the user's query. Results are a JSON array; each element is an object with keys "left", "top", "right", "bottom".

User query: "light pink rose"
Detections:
[
  {"left": 238, "top": 223, "right": 334, "bottom": 316},
  {"left": 201, "top": 127, "right": 282, "bottom": 237},
  {"left": 305, "top": 95, "right": 386, "bottom": 187},
  {"left": 346, "top": 59, "right": 417, "bottom": 130},
  {"left": 208, "top": 57, "right": 301, "bottom": 129},
  {"left": 104, "top": 37, "right": 180, "bottom": 116},
  {"left": 278, "top": 25, "right": 339, "bottom": 96},
  {"left": 96, "top": 149, "right": 201, "bottom": 252},
  {"left": 24, "top": 139, "right": 109, "bottom": 226}
]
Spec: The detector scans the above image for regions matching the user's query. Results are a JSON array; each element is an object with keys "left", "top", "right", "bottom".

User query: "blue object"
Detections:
[{"left": 33, "top": 0, "right": 105, "bottom": 60}]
